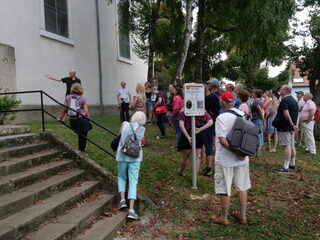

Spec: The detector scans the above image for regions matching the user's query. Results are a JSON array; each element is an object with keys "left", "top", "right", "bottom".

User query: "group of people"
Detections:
[{"left": 46, "top": 71, "right": 319, "bottom": 223}]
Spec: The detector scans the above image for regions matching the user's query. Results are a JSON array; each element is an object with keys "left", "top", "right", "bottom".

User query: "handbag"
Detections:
[
  {"left": 272, "top": 116, "right": 280, "bottom": 129},
  {"left": 111, "top": 135, "right": 121, "bottom": 152},
  {"left": 155, "top": 93, "right": 168, "bottom": 115}
]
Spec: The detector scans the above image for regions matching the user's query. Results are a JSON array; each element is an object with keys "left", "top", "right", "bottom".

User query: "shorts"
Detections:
[
  {"left": 178, "top": 130, "right": 206, "bottom": 151},
  {"left": 278, "top": 131, "right": 295, "bottom": 146},
  {"left": 146, "top": 99, "right": 153, "bottom": 111},
  {"left": 204, "top": 125, "right": 215, "bottom": 156},
  {"left": 214, "top": 163, "right": 251, "bottom": 196}
]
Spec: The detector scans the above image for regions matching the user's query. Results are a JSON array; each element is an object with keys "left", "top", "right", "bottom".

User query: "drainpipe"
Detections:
[{"left": 95, "top": 0, "right": 104, "bottom": 114}]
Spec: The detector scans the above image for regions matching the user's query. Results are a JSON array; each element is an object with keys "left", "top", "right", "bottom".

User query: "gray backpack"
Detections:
[
  {"left": 67, "top": 96, "right": 81, "bottom": 117},
  {"left": 122, "top": 123, "right": 141, "bottom": 158},
  {"left": 226, "top": 110, "right": 259, "bottom": 157}
]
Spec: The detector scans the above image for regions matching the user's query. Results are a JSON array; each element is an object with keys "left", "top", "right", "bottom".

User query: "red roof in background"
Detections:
[{"left": 291, "top": 64, "right": 309, "bottom": 87}]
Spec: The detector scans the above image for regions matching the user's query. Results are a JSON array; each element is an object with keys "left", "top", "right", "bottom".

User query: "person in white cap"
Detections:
[{"left": 117, "top": 81, "right": 131, "bottom": 122}]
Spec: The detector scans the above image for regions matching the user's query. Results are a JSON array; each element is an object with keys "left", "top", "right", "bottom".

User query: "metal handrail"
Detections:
[{"left": 0, "top": 90, "right": 117, "bottom": 158}]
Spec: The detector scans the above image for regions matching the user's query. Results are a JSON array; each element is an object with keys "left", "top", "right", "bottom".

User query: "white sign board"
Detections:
[{"left": 184, "top": 83, "right": 205, "bottom": 116}]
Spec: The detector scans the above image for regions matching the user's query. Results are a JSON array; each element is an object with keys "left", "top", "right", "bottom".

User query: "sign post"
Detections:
[{"left": 184, "top": 83, "right": 205, "bottom": 190}]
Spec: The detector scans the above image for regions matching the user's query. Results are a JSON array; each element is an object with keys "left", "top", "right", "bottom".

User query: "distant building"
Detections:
[
  {"left": 291, "top": 64, "right": 310, "bottom": 98},
  {"left": 0, "top": 0, "right": 147, "bottom": 121}
]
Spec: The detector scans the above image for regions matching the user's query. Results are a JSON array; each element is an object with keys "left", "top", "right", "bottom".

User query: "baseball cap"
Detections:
[
  {"left": 121, "top": 81, "right": 126, "bottom": 85},
  {"left": 207, "top": 78, "right": 220, "bottom": 87},
  {"left": 295, "top": 91, "right": 304, "bottom": 94},
  {"left": 220, "top": 91, "right": 234, "bottom": 103}
]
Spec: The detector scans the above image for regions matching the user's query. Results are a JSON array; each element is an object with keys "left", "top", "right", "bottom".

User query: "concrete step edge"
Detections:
[
  {"left": 26, "top": 193, "right": 115, "bottom": 240},
  {"left": 0, "top": 180, "right": 99, "bottom": 240},
  {"left": 0, "top": 149, "right": 61, "bottom": 176},
  {"left": 0, "top": 169, "right": 85, "bottom": 219},
  {"left": 0, "top": 159, "right": 75, "bottom": 196},
  {"left": 76, "top": 211, "right": 128, "bottom": 240}
]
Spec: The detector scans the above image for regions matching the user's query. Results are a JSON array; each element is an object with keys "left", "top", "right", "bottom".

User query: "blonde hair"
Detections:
[
  {"left": 71, "top": 83, "right": 83, "bottom": 95},
  {"left": 136, "top": 83, "right": 146, "bottom": 102},
  {"left": 131, "top": 111, "right": 146, "bottom": 126}
]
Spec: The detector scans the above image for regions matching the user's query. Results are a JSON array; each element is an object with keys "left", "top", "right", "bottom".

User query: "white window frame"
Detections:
[
  {"left": 115, "top": 0, "right": 133, "bottom": 64},
  {"left": 293, "top": 77, "right": 304, "bottom": 83},
  {"left": 39, "top": 0, "right": 75, "bottom": 46}
]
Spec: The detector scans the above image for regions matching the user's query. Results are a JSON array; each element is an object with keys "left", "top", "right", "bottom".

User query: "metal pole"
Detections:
[
  {"left": 191, "top": 116, "right": 197, "bottom": 190},
  {"left": 40, "top": 91, "right": 45, "bottom": 132}
]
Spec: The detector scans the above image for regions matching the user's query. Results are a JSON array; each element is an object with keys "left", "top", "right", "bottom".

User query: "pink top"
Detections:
[
  {"left": 239, "top": 103, "right": 251, "bottom": 118},
  {"left": 300, "top": 99, "right": 316, "bottom": 121},
  {"left": 171, "top": 95, "right": 184, "bottom": 117}
]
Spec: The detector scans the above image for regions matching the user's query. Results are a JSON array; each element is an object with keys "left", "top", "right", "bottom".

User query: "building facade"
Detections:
[
  {"left": 291, "top": 64, "right": 310, "bottom": 98},
  {"left": 0, "top": 0, "right": 147, "bottom": 120}
]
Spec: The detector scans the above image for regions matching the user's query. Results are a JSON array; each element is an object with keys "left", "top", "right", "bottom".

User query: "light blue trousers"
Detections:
[{"left": 117, "top": 161, "right": 141, "bottom": 200}]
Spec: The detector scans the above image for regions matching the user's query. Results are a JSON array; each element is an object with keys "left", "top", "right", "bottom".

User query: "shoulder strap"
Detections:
[
  {"left": 129, "top": 122, "right": 141, "bottom": 135},
  {"left": 225, "top": 109, "right": 242, "bottom": 118}
]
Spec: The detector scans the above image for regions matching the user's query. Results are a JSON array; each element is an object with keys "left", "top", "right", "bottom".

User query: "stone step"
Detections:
[
  {"left": 0, "top": 149, "right": 61, "bottom": 176},
  {"left": 0, "top": 169, "right": 84, "bottom": 219},
  {"left": 26, "top": 193, "right": 115, "bottom": 240},
  {"left": 77, "top": 211, "right": 127, "bottom": 240},
  {"left": 0, "top": 133, "right": 38, "bottom": 149},
  {"left": 0, "top": 141, "right": 51, "bottom": 162},
  {"left": 0, "top": 125, "right": 30, "bottom": 137},
  {"left": 0, "top": 180, "right": 99, "bottom": 240},
  {"left": 0, "top": 159, "right": 75, "bottom": 196}
]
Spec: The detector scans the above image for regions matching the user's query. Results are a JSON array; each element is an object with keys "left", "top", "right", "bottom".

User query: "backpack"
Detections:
[
  {"left": 225, "top": 110, "right": 259, "bottom": 157},
  {"left": 121, "top": 123, "right": 141, "bottom": 158},
  {"left": 68, "top": 96, "right": 81, "bottom": 117}
]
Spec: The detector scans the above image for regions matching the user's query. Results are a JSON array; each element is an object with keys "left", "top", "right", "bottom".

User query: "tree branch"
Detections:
[{"left": 205, "top": 24, "right": 238, "bottom": 32}]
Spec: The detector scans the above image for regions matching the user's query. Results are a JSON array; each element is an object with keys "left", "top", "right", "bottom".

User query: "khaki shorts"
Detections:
[
  {"left": 278, "top": 131, "right": 295, "bottom": 146},
  {"left": 214, "top": 163, "right": 251, "bottom": 196}
]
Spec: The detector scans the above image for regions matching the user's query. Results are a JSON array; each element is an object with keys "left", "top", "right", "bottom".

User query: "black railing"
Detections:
[{"left": 0, "top": 90, "right": 117, "bottom": 158}]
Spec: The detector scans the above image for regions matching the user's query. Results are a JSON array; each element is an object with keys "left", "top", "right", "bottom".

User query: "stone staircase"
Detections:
[{"left": 0, "top": 131, "right": 128, "bottom": 240}]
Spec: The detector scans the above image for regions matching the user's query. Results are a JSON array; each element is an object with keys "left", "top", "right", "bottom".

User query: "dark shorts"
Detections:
[
  {"left": 178, "top": 130, "right": 206, "bottom": 151},
  {"left": 70, "top": 117, "right": 92, "bottom": 133},
  {"left": 204, "top": 125, "right": 215, "bottom": 156}
]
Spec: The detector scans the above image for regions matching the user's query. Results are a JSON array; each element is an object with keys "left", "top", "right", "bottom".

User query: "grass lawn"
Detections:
[{"left": 29, "top": 115, "right": 320, "bottom": 239}]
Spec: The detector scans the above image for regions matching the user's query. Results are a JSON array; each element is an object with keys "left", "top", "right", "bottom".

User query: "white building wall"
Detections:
[{"left": 0, "top": 0, "right": 147, "bottom": 107}]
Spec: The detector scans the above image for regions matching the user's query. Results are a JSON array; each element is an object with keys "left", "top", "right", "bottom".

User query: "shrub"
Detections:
[{"left": 0, "top": 90, "right": 21, "bottom": 124}]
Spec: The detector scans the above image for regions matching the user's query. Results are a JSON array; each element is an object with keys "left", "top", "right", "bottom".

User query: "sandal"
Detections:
[
  {"left": 232, "top": 213, "right": 247, "bottom": 225},
  {"left": 211, "top": 216, "right": 229, "bottom": 226}
]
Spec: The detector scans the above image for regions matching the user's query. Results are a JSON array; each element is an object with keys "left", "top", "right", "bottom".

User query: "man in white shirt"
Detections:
[
  {"left": 212, "top": 91, "right": 251, "bottom": 226},
  {"left": 117, "top": 81, "right": 131, "bottom": 122},
  {"left": 300, "top": 93, "right": 317, "bottom": 155},
  {"left": 296, "top": 91, "right": 305, "bottom": 145}
]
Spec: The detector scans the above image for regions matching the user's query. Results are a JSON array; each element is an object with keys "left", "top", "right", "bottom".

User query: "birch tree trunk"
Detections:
[{"left": 174, "top": 0, "right": 193, "bottom": 82}]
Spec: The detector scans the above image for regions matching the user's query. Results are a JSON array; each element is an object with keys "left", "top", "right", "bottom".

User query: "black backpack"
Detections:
[
  {"left": 121, "top": 123, "right": 141, "bottom": 158},
  {"left": 225, "top": 110, "right": 259, "bottom": 157}
]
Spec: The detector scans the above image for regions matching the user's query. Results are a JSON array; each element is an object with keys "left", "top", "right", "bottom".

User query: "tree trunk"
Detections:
[
  {"left": 174, "top": 0, "right": 193, "bottom": 82},
  {"left": 193, "top": 0, "right": 206, "bottom": 83},
  {"left": 147, "top": 0, "right": 162, "bottom": 82},
  {"left": 247, "top": 70, "right": 255, "bottom": 87}
]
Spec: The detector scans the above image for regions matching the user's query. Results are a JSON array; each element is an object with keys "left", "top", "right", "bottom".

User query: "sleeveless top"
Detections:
[{"left": 133, "top": 95, "right": 146, "bottom": 113}]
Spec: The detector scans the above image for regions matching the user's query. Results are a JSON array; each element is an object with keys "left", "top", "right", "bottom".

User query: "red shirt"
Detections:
[{"left": 171, "top": 95, "right": 184, "bottom": 117}]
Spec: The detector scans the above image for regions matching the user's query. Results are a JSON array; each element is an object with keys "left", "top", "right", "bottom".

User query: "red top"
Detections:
[{"left": 171, "top": 95, "right": 184, "bottom": 117}]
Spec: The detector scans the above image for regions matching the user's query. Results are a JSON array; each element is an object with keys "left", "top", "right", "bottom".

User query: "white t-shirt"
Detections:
[
  {"left": 117, "top": 88, "right": 131, "bottom": 103},
  {"left": 215, "top": 108, "right": 249, "bottom": 167},
  {"left": 298, "top": 99, "right": 305, "bottom": 117}
]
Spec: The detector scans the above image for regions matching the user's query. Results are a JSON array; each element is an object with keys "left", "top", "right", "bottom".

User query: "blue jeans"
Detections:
[
  {"left": 252, "top": 119, "right": 264, "bottom": 146},
  {"left": 156, "top": 113, "right": 166, "bottom": 136},
  {"left": 172, "top": 115, "right": 181, "bottom": 144},
  {"left": 117, "top": 161, "right": 141, "bottom": 200}
]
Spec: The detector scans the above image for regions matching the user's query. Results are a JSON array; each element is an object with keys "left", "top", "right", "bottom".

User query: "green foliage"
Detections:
[{"left": 0, "top": 91, "right": 21, "bottom": 124}]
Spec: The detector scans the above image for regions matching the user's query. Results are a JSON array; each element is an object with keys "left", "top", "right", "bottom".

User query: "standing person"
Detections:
[
  {"left": 251, "top": 89, "right": 265, "bottom": 155},
  {"left": 237, "top": 89, "right": 252, "bottom": 119},
  {"left": 212, "top": 92, "right": 251, "bottom": 226},
  {"left": 226, "top": 83, "right": 240, "bottom": 108},
  {"left": 265, "top": 90, "right": 280, "bottom": 152},
  {"left": 145, "top": 82, "right": 153, "bottom": 124},
  {"left": 171, "top": 86, "right": 184, "bottom": 148},
  {"left": 45, "top": 69, "right": 81, "bottom": 96},
  {"left": 131, "top": 83, "right": 146, "bottom": 114},
  {"left": 117, "top": 81, "right": 132, "bottom": 123},
  {"left": 300, "top": 93, "right": 317, "bottom": 155},
  {"left": 296, "top": 91, "right": 305, "bottom": 146},
  {"left": 167, "top": 84, "right": 175, "bottom": 126},
  {"left": 154, "top": 84, "right": 167, "bottom": 139},
  {"left": 178, "top": 110, "right": 213, "bottom": 176},
  {"left": 116, "top": 111, "right": 146, "bottom": 220},
  {"left": 200, "top": 78, "right": 220, "bottom": 177},
  {"left": 274, "top": 85, "right": 299, "bottom": 172},
  {"left": 57, "top": 84, "right": 91, "bottom": 152},
  {"left": 151, "top": 86, "right": 158, "bottom": 113}
]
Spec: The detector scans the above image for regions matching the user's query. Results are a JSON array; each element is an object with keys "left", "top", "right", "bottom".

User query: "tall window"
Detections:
[
  {"left": 44, "top": 0, "right": 68, "bottom": 38},
  {"left": 117, "top": 0, "right": 131, "bottom": 60}
]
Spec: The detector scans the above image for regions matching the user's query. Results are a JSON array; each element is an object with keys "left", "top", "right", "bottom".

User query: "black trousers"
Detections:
[
  {"left": 78, "top": 131, "right": 88, "bottom": 151},
  {"left": 70, "top": 117, "right": 91, "bottom": 151},
  {"left": 120, "top": 103, "right": 130, "bottom": 122}
]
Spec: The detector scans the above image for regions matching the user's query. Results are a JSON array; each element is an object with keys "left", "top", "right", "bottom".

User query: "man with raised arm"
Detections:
[{"left": 45, "top": 69, "right": 81, "bottom": 96}]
